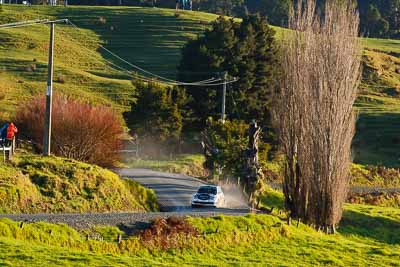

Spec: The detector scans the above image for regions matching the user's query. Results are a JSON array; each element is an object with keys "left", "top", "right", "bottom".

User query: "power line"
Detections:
[
  {"left": 230, "top": 83, "right": 242, "bottom": 120},
  {"left": 0, "top": 18, "right": 239, "bottom": 87},
  {"left": 55, "top": 21, "right": 218, "bottom": 86},
  {"left": 0, "top": 21, "right": 48, "bottom": 29},
  {"left": 64, "top": 29, "right": 238, "bottom": 87},
  {"left": 67, "top": 20, "right": 238, "bottom": 87},
  {"left": 69, "top": 20, "right": 211, "bottom": 85},
  {"left": 0, "top": 19, "right": 68, "bottom": 29},
  {"left": 0, "top": 19, "right": 49, "bottom": 29}
]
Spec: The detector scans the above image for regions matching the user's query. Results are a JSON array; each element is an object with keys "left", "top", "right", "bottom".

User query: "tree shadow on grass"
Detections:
[
  {"left": 353, "top": 113, "right": 400, "bottom": 167},
  {"left": 55, "top": 7, "right": 208, "bottom": 79},
  {"left": 339, "top": 210, "right": 400, "bottom": 244}
]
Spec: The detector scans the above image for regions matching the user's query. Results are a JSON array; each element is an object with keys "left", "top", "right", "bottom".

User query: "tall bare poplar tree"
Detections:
[{"left": 273, "top": 0, "right": 361, "bottom": 232}]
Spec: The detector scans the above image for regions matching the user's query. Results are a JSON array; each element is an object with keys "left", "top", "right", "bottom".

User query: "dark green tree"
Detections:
[
  {"left": 361, "top": 4, "right": 389, "bottom": 37},
  {"left": 246, "top": 0, "right": 399, "bottom": 38},
  {"left": 382, "top": 0, "right": 400, "bottom": 37},
  {"left": 202, "top": 118, "right": 249, "bottom": 178},
  {"left": 178, "top": 15, "right": 279, "bottom": 134},
  {"left": 246, "top": 0, "right": 291, "bottom": 26},
  {"left": 125, "top": 79, "right": 186, "bottom": 145},
  {"left": 201, "top": 118, "right": 269, "bottom": 204},
  {"left": 357, "top": 0, "right": 400, "bottom": 38}
]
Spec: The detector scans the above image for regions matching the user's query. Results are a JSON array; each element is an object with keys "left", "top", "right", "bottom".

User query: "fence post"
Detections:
[
  {"left": 2, "top": 144, "right": 5, "bottom": 163},
  {"left": 12, "top": 137, "right": 16, "bottom": 155}
]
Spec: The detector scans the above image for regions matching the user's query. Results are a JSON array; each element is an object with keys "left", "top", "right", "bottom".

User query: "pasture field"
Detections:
[{"left": 0, "top": 5, "right": 400, "bottom": 166}]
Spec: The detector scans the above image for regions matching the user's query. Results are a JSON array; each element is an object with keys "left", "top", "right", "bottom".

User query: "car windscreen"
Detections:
[{"left": 197, "top": 186, "right": 217, "bottom": 195}]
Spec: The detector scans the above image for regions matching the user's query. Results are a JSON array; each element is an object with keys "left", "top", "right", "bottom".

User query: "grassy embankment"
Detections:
[
  {"left": 0, "top": 194, "right": 399, "bottom": 266},
  {"left": 0, "top": 152, "right": 158, "bottom": 213}
]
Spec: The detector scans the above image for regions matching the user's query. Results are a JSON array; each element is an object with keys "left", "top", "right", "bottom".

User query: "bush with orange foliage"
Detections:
[
  {"left": 15, "top": 94, "right": 123, "bottom": 167},
  {"left": 140, "top": 216, "right": 199, "bottom": 249}
]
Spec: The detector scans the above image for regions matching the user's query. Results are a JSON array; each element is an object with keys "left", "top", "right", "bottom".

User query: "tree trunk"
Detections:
[{"left": 243, "top": 121, "right": 263, "bottom": 208}]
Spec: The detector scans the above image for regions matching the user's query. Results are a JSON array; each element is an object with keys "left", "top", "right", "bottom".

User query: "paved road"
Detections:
[
  {"left": 117, "top": 168, "right": 249, "bottom": 211},
  {"left": 1, "top": 169, "right": 396, "bottom": 230},
  {"left": 117, "top": 168, "right": 204, "bottom": 211},
  {"left": 0, "top": 168, "right": 249, "bottom": 230}
]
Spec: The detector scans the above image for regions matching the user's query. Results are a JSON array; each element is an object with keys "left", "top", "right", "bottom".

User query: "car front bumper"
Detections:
[{"left": 191, "top": 200, "right": 217, "bottom": 207}]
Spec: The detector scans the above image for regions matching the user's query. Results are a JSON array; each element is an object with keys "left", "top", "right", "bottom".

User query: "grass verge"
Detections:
[
  {"left": 125, "top": 154, "right": 206, "bottom": 178},
  {"left": 0, "top": 202, "right": 399, "bottom": 266}
]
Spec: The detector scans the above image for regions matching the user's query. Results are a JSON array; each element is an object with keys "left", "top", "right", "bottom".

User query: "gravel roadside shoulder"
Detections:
[{"left": 0, "top": 209, "right": 249, "bottom": 231}]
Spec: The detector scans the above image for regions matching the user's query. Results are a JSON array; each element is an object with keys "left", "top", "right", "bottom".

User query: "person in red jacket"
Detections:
[{"left": 5, "top": 122, "right": 17, "bottom": 147}]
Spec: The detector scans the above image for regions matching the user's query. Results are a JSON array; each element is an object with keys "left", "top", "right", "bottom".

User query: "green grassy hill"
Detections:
[
  {"left": 0, "top": 5, "right": 400, "bottom": 166},
  {"left": 0, "top": 5, "right": 217, "bottom": 119},
  {"left": 355, "top": 46, "right": 400, "bottom": 166}
]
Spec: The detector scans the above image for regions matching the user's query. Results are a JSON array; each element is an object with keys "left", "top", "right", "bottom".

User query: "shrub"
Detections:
[
  {"left": 15, "top": 94, "right": 123, "bottom": 167},
  {"left": 348, "top": 192, "right": 400, "bottom": 208},
  {"left": 140, "top": 216, "right": 199, "bottom": 249},
  {"left": 351, "top": 164, "right": 400, "bottom": 188}
]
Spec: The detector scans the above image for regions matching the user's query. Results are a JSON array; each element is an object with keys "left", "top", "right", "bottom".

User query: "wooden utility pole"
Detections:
[
  {"left": 221, "top": 71, "right": 227, "bottom": 123},
  {"left": 43, "top": 22, "right": 54, "bottom": 156}
]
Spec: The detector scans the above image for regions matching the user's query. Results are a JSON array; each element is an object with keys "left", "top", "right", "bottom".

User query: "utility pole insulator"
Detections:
[
  {"left": 43, "top": 22, "right": 54, "bottom": 156},
  {"left": 221, "top": 71, "right": 227, "bottom": 124}
]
